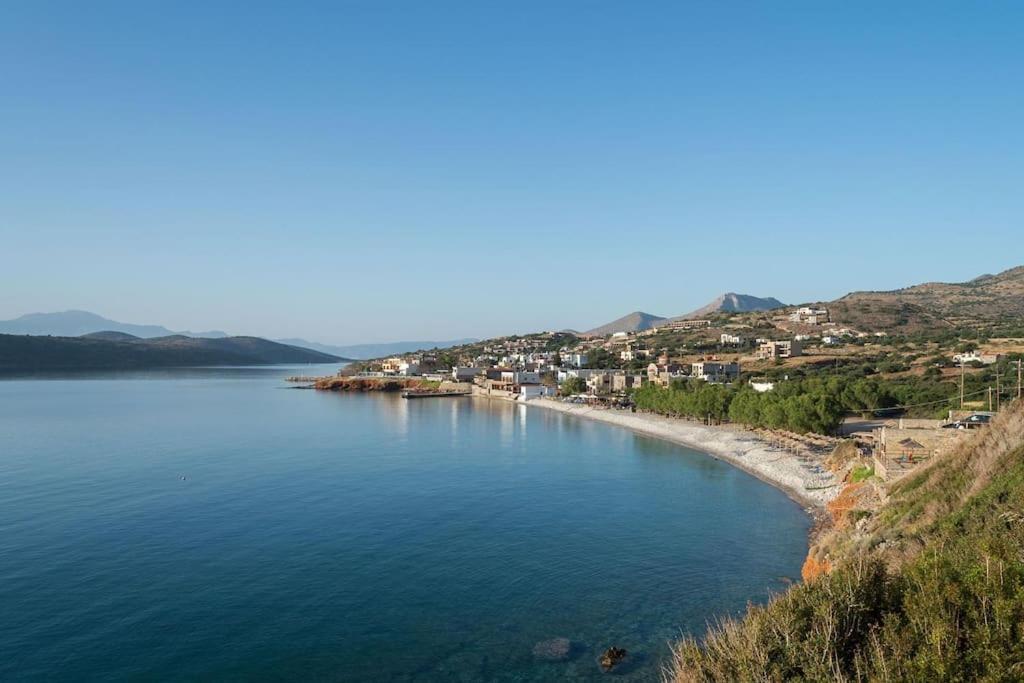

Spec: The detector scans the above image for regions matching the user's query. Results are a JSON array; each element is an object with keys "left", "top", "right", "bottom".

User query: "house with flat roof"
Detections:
[
  {"left": 587, "top": 372, "right": 613, "bottom": 395},
  {"left": 691, "top": 361, "right": 739, "bottom": 383},
  {"left": 662, "top": 319, "right": 711, "bottom": 331},
  {"left": 789, "top": 307, "right": 829, "bottom": 325},
  {"left": 620, "top": 346, "right": 651, "bottom": 362},
  {"left": 559, "top": 352, "right": 588, "bottom": 368},
  {"left": 952, "top": 350, "right": 1003, "bottom": 365},
  {"left": 380, "top": 357, "right": 404, "bottom": 374},
  {"left": 756, "top": 339, "right": 802, "bottom": 360},
  {"left": 451, "top": 366, "right": 486, "bottom": 381},
  {"left": 612, "top": 373, "right": 644, "bottom": 392},
  {"left": 381, "top": 357, "right": 420, "bottom": 375},
  {"left": 646, "top": 362, "right": 684, "bottom": 386}
]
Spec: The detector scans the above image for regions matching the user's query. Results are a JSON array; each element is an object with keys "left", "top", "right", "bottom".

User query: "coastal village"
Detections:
[
  {"left": 314, "top": 290, "right": 1024, "bottom": 515},
  {"left": 297, "top": 266, "right": 1024, "bottom": 677}
]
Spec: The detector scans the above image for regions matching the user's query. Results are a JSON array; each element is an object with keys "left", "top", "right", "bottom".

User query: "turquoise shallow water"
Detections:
[{"left": 0, "top": 366, "right": 809, "bottom": 681}]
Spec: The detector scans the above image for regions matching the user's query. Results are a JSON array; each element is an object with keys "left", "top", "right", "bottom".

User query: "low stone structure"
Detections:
[{"left": 872, "top": 426, "right": 966, "bottom": 481}]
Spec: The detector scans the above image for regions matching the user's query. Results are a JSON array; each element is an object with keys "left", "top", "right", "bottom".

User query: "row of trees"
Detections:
[
  {"left": 631, "top": 371, "right": 969, "bottom": 434},
  {"left": 633, "top": 380, "right": 846, "bottom": 434},
  {"left": 633, "top": 381, "right": 732, "bottom": 422},
  {"left": 726, "top": 383, "right": 845, "bottom": 434}
]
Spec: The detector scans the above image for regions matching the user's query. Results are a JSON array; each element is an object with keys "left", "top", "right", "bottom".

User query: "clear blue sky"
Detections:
[{"left": 2, "top": 2, "right": 1022, "bottom": 344}]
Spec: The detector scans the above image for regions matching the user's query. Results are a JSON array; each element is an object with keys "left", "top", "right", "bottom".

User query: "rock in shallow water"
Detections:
[
  {"left": 532, "top": 637, "right": 572, "bottom": 661},
  {"left": 599, "top": 646, "right": 627, "bottom": 672}
]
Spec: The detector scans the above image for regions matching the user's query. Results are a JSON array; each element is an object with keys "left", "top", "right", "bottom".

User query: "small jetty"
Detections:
[{"left": 401, "top": 390, "right": 470, "bottom": 399}]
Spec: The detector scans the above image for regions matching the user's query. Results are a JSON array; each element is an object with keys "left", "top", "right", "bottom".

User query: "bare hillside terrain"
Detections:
[{"left": 830, "top": 265, "right": 1024, "bottom": 330}]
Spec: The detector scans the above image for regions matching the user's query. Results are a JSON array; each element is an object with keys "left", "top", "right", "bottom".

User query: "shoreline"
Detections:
[{"left": 521, "top": 398, "right": 840, "bottom": 511}]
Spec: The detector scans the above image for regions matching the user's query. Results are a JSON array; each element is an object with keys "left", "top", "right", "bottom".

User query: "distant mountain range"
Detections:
[
  {"left": 0, "top": 311, "right": 476, "bottom": 361},
  {"left": 276, "top": 338, "right": 479, "bottom": 360},
  {"left": 583, "top": 293, "right": 785, "bottom": 336},
  {"left": 0, "top": 310, "right": 228, "bottom": 339},
  {"left": 583, "top": 268, "right": 1024, "bottom": 339},
  {"left": 6, "top": 265, "right": 1022, "bottom": 366},
  {"left": 0, "top": 332, "right": 342, "bottom": 372}
]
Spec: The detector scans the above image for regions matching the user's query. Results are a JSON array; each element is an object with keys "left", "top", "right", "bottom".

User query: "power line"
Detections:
[
  {"left": 869, "top": 357, "right": 1024, "bottom": 415},
  {"left": 866, "top": 387, "right": 992, "bottom": 415}
]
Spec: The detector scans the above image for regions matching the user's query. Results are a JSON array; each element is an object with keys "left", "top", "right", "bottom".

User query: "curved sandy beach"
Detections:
[{"left": 527, "top": 398, "right": 840, "bottom": 509}]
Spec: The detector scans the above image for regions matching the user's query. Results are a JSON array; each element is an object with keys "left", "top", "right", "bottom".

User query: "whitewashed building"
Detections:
[{"left": 691, "top": 361, "right": 740, "bottom": 383}]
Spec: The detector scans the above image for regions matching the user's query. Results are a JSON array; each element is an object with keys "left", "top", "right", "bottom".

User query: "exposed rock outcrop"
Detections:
[{"left": 599, "top": 646, "right": 627, "bottom": 672}]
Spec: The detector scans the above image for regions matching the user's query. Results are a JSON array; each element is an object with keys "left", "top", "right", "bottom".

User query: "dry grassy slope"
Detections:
[
  {"left": 670, "top": 400, "right": 1024, "bottom": 681},
  {"left": 805, "top": 403, "right": 1024, "bottom": 573},
  {"left": 831, "top": 265, "right": 1024, "bottom": 330},
  {"left": 866, "top": 397, "right": 1024, "bottom": 555},
  {"left": 822, "top": 297, "right": 952, "bottom": 333}
]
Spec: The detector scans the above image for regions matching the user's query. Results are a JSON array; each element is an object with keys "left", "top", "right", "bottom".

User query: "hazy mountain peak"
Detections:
[
  {"left": 0, "top": 311, "right": 227, "bottom": 339},
  {"left": 584, "top": 311, "right": 667, "bottom": 337},
  {"left": 676, "top": 293, "right": 785, "bottom": 319}
]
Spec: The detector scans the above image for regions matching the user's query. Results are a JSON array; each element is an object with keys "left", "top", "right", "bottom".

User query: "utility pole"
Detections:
[
  {"left": 1011, "top": 358, "right": 1019, "bottom": 401},
  {"left": 960, "top": 360, "right": 965, "bottom": 409},
  {"left": 996, "top": 373, "right": 1001, "bottom": 411},
  {"left": 988, "top": 386, "right": 993, "bottom": 412}
]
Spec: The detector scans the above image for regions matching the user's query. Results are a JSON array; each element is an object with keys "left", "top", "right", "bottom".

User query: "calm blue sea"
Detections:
[{"left": 0, "top": 366, "right": 809, "bottom": 681}]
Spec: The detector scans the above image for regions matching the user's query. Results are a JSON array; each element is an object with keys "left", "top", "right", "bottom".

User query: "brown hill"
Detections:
[{"left": 828, "top": 265, "right": 1024, "bottom": 331}]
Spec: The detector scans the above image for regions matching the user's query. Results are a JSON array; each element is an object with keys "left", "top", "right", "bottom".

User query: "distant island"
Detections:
[{"left": 0, "top": 332, "right": 345, "bottom": 371}]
